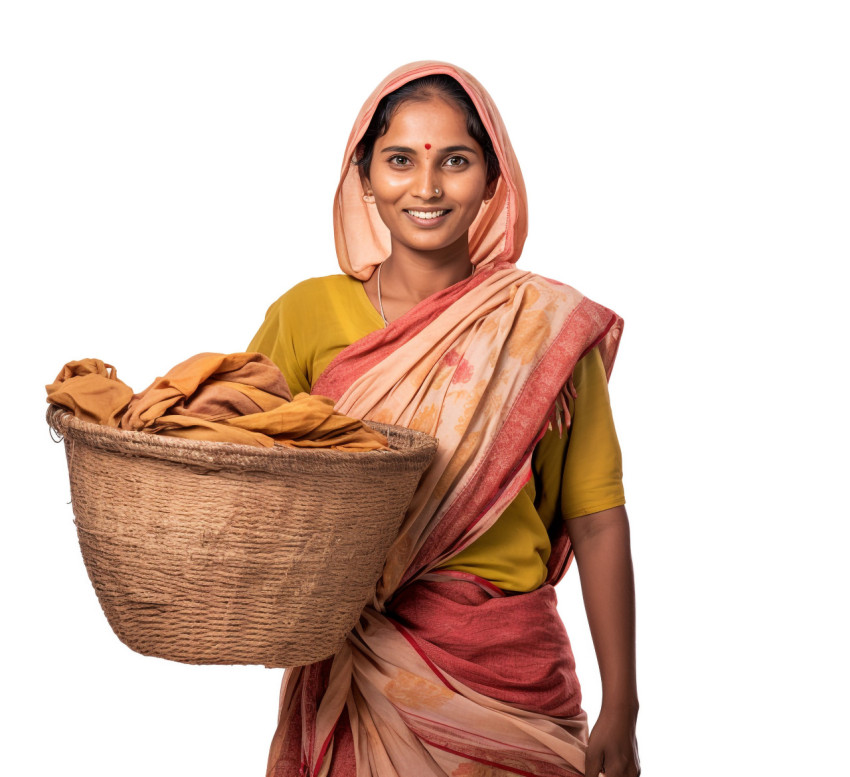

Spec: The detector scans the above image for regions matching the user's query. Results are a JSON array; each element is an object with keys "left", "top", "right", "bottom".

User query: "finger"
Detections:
[
  {"left": 597, "top": 755, "right": 631, "bottom": 777},
  {"left": 585, "top": 750, "right": 603, "bottom": 777}
]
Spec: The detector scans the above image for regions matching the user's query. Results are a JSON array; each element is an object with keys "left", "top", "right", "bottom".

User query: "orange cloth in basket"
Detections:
[
  {"left": 45, "top": 359, "right": 134, "bottom": 427},
  {"left": 46, "top": 353, "right": 389, "bottom": 451}
]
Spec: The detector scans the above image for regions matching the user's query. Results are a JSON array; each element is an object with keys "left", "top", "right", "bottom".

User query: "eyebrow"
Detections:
[
  {"left": 379, "top": 144, "right": 480, "bottom": 155},
  {"left": 441, "top": 145, "right": 479, "bottom": 154}
]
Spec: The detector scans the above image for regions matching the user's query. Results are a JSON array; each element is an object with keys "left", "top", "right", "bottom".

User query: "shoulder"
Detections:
[
  {"left": 264, "top": 274, "right": 359, "bottom": 320},
  {"left": 495, "top": 262, "right": 610, "bottom": 308},
  {"left": 524, "top": 272, "right": 621, "bottom": 343},
  {"left": 512, "top": 270, "right": 589, "bottom": 309},
  {"left": 518, "top": 273, "right": 619, "bottom": 335},
  {"left": 513, "top": 269, "right": 623, "bottom": 378},
  {"left": 513, "top": 266, "right": 608, "bottom": 306},
  {"left": 278, "top": 273, "right": 357, "bottom": 304}
]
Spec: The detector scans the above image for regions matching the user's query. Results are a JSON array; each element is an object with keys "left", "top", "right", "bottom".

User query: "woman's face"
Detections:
[{"left": 365, "top": 96, "right": 491, "bottom": 259}]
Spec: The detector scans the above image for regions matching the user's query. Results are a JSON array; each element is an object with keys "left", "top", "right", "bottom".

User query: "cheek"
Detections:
[
  {"left": 372, "top": 175, "right": 407, "bottom": 199},
  {"left": 456, "top": 177, "right": 488, "bottom": 210},
  {"left": 456, "top": 168, "right": 487, "bottom": 195}
]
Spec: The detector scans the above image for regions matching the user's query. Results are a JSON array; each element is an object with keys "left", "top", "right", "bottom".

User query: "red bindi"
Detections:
[{"left": 424, "top": 143, "right": 431, "bottom": 150}]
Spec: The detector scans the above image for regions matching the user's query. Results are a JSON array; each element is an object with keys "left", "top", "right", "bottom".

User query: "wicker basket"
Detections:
[{"left": 47, "top": 405, "right": 437, "bottom": 668}]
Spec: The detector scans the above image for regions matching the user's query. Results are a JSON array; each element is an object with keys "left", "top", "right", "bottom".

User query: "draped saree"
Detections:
[{"left": 265, "top": 62, "right": 624, "bottom": 777}]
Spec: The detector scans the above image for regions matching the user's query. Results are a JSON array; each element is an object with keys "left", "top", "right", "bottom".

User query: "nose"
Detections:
[{"left": 413, "top": 163, "right": 442, "bottom": 200}]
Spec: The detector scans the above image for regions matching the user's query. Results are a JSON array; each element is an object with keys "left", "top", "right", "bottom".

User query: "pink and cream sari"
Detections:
[{"left": 266, "top": 62, "right": 623, "bottom": 777}]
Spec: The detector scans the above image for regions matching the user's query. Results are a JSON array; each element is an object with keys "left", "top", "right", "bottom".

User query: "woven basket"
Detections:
[{"left": 47, "top": 405, "right": 437, "bottom": 668}]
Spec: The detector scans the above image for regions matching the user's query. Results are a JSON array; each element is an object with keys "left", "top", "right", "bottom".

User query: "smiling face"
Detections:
[{"left": 363, "top": 96, "right": 492, "bottom": 261}]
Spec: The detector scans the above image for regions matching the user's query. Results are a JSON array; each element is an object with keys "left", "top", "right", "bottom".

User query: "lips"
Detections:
[
  {"left": 404, "top": 208, "right": 452, "bottom": 226},
  {"left": 406, "top": 209, "right": 448, "bottom": 219}
]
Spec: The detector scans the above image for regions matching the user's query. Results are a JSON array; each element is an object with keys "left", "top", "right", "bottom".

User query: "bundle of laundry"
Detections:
[{"left": 46, "top": 352, "right": 389, "bottom": 451}]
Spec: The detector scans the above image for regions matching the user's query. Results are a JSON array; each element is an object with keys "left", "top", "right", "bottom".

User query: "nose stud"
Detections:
[{"left": 434, "top": 187, "right": 441, "bottom": 196}]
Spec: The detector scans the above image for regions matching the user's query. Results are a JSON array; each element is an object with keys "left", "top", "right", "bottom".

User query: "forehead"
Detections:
[{"left": 382, "top": 97, "right": 476, "bottom": 145}]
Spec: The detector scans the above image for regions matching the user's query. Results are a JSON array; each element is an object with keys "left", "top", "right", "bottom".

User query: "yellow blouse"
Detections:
[{"left": 248, "top": 274, "right": 625, "bottom": 592}]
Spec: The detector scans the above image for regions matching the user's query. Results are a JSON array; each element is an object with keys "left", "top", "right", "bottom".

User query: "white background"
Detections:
[{"left": 2, "top": 1, "right": 848, "bottom": 774}]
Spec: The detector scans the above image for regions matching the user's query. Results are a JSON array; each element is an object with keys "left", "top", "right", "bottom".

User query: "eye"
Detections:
[
  {"left": 389, "top": 155, "right": 411, "bottom": 166},
  {"left": 445, "top": 155, "right": 468, "bottom": 167}
]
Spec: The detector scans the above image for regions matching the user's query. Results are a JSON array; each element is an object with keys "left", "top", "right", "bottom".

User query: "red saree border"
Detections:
[
  {"left": 312, "top": 261, "right": 506, "bottom": 400},
  {"left": 313, "top": 709, "right": 343, "bottom": 777},
  {"left": 401, "top": 296, "right": 618, "bottom": 588},
  {"left": 544, "top": 311, "right": 620, "bottom": 586}
]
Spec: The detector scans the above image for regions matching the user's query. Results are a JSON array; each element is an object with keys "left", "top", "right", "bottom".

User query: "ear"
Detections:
[
  {"left": 483, "top": 175, "right": 500, "bottom": 202},
  {"left": 359, "top": 169, "right": 375, "bottom": 203}
]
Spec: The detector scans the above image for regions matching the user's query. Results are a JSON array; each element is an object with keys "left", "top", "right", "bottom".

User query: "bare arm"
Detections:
[{"left": 566, "top": 504, "right": 640, "bottom": 777}]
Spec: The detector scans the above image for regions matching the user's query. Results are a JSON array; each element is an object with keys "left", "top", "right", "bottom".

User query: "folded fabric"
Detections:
[
  {"left": 46, "top": 359, "right": 134, "bottom": 427},
  {"left": 46, "top": 352, "right": 389, "bottom": 451}
]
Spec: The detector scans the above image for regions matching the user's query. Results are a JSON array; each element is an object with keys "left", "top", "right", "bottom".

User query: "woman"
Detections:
[{"left": 249, "top": 61, "right": 639, "bottom": 777}]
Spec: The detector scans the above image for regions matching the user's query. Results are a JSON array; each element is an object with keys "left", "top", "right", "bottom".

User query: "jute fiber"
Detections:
[{"left": 47, "top": 405, "right": 437, "bottom": 667}]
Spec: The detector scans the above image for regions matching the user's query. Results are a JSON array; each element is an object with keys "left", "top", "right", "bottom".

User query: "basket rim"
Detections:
[{"left": 46, "top": 404, "right": 439, "bottom": 472}]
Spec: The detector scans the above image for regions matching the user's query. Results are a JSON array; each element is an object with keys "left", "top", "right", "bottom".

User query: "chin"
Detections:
[
  {"left": 398, "top": 228, "right": 465, "bottom": 251},
  {"left": 401, "top": 238, "right": 456, "bottom": 254}
]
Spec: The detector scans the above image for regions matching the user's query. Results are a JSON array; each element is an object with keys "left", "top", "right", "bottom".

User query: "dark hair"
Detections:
[{"left": 353, "top": 74, "right": 501, "bottom": 188}]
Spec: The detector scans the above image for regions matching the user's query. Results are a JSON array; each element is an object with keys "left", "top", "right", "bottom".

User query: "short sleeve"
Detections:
[
  {"left": 559, "top": 346, "right": 625, "bottom": 519},
  {"left": 246, "top": 294, "right": 312, "bottom": 396}
]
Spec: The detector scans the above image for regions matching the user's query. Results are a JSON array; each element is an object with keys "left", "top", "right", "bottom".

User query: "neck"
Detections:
[{"left": 382, "top": 235, "right": 474, "bottom": 304}]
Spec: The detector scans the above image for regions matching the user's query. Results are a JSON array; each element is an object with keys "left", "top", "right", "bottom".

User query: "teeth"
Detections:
[{"left": 407, "top": 210, "right": 447, "bottom": 220}]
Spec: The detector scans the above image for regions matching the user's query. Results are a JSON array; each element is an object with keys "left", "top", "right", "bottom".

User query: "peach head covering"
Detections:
[{"left": 334, "top": 61, "right": 528, "bottom": 280}]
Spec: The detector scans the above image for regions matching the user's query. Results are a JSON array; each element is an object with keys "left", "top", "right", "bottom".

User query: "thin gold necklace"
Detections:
[
  {"left": 377, "top": 261, "right": 475, "bottom": 329},
  {"left": 376, "top": 261, "right": 388, "bottom": 328}
]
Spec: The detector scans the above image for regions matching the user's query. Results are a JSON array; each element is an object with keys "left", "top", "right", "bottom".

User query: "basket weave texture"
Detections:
[{"left": 47, "top": 405, "right": 437, "bottom": 667}]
